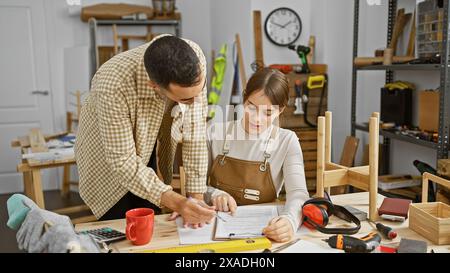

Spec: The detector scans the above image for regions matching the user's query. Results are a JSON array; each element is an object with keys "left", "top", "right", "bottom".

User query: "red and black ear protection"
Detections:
[{"left": 302, "top": 192, "right": 361, "bottom": 235}]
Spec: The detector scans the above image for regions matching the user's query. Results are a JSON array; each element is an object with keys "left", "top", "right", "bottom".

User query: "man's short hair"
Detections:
[{"left": 144, "top": 36, "right": 201, "bottom": 90}]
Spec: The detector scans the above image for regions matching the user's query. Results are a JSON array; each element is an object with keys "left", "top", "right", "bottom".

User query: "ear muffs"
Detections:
[
  {"left": 302, "top": 203, "right": 329, "bottom": 229},
  {"left": 301, "top": 195, "right": 361, "bottom": 235}
]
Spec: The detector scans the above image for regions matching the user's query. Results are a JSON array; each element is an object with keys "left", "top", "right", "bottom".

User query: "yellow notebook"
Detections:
[{"left": 133, "top": 237, "right": 272, "bottom": 253}]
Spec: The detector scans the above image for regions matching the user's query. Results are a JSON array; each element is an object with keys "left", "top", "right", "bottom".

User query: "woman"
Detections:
[{"left": 205, "top": 68, "right": 309, "bottom": 243}]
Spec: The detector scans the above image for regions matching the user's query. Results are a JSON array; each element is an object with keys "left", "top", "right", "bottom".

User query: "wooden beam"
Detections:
[
  {"left": 253, "top": 10, "right": 264, "bottom": 69},
  {"left": 316, "top": 116, "right": 325, "bottom": 197},
  {"left": 235, "top": 34, "right": 247, "bottom": 90},
  {"left": 369, "top": 114, "right": 379, "bottom": 221}
]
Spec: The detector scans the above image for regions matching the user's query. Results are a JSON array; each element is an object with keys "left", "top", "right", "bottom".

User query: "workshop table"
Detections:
[{"left": 75, "top": 192, "right": 450, "bottom": 253}]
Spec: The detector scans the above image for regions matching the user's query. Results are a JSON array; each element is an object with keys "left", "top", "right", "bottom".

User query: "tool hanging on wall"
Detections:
[
  {"left": 288, "top": 44, "right": 311, "bottom": 73},
  {"left": 293, "top": 80, "right": 305, "bottom": 115},
  {"left": 300, "top": 75, "right": 327, "bottom": 128}
]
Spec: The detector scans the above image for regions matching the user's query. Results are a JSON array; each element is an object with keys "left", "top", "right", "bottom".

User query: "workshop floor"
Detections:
[{"left": 0, "top": 190, "right": 87, "bottom": 253}]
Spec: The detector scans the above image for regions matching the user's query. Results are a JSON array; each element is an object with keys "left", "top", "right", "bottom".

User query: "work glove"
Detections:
[
  {"left": 33, "top": 224, "right": 101, "bottom": 253},
  {"left": 16, "top": 200, "right": 72, "bottom": 253}
]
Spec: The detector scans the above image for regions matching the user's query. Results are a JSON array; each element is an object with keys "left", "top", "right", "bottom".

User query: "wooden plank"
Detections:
[
  {"left": 235, "top": 34, "right": 247, "bottom": 89},
  {"left": 325, "top": 111, "right": 332, "bottom": 164},
  {"left": 323, "top": 169, "right": 348, "bottom": 187},
  {"left": 53, "top": 205, "right": 90, "bottom": 215},
  {"left": 29, "top": 128, "right": 48, "bottom": 153},
  {"left": 61, "top": 165, "right": 71, "bottom": 197},
  {"left": 300, "top": 141, "right": 317, "bottom": 151},
  {"left": 303, "top": 151, "right": 317, "bottom": 161},
  {"left": 253, "top": 10, "right": 264, "bottom": 69},
  {"left": 31, "top": 170, "right": 45, "bottom": 209},
  {"left": 316, "top": 116, "right": 325, "bottom": 197},
  {"left": 293, "top": 129, "right": 317, "bottom": 141},
  {"left": 71, "top": 215, "right": 97, "bottom": 225},
  {"left": 305, "top": 170, "right": 316, "bottom": 179},
  {"left": 407, "top": 9, "right": 416, "bottom": 56},
  {"left": 339, "top": 136, "right": 359, "bottom": 167},
  {"left": 17, "top": 159, "right": 76, "bottom": 172},
  {"left": 304, "top": 161, "right": 316, "bottom": 171}
]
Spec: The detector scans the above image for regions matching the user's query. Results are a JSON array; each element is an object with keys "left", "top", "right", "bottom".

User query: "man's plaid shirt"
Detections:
[{"left": 75, "top": 35, "right": 208, "bottom": 219}]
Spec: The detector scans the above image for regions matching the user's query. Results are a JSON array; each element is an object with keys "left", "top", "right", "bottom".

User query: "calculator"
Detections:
[{"left": 79, "top": 227, "right": 126, "bottom": 244}]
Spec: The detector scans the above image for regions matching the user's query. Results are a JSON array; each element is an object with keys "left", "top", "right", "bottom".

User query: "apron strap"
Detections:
[
  {"left": 260, "top": 126, "right": 279, "bottom": 172},
  {"left": 220, "top": 122, "right": 234, "bottom": 165}
]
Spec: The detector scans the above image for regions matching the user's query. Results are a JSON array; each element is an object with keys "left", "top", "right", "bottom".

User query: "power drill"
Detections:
[
  {"left": 288, "top": 45, "right": 311, "bottom": 74},
  {"left": 324, "top": 232, "right": 382, "bottom": 253}
]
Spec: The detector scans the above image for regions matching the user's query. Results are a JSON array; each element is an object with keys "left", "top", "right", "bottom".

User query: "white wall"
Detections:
[{"left": 10, "top": 0, "right": 437, "bottom": 194}]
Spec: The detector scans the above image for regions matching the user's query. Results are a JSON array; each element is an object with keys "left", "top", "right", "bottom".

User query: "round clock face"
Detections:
[{"left": 264, "top": 7, "right": 302, "bottom": 46}]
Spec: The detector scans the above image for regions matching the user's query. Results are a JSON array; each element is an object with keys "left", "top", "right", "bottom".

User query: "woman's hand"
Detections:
[
  {"left": 263, "top": 217, "right": 294, "bottom": 243},
  {"left": 211, "top": 193, "right": 237, "bottom": 215}
]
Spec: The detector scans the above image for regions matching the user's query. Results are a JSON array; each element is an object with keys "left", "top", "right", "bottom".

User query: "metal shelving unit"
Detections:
[
  {"left": 351, "top": 0, "right": 450, "bottom": 174},
  {"left": 88, "top": 17, "right": 182, "bottom": 79}
]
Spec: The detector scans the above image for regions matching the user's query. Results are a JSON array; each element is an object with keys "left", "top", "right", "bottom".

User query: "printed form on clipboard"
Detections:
[{"left": 213, "top": 205, "right": 282, "bottom": 240}]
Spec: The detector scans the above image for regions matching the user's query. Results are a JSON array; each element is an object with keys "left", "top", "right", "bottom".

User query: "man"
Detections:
[{"left": 75, "top": 35, "right": 215, "bottom": 226}]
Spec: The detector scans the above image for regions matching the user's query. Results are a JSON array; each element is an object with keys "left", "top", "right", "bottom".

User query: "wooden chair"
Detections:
[{"left": 316, "top": 111, "right": 379, "bottom": 221}]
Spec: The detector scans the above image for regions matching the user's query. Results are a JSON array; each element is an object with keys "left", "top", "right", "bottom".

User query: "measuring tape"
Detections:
[{"left": 131, "top": 237, "right": 272, "bottom": 253}]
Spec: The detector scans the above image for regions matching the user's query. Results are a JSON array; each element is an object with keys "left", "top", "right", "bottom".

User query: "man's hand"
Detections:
[
  {"left": 262, "top": 217, "right": 294, "bottom": 243},
  {"left": 162, "top": 191, "right": 215, "bottom": 229},
  {"left": 211, "top": 193, "right": 237, "bottom": 215}
]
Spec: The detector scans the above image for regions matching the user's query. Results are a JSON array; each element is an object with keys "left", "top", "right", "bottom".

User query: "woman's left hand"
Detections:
[{"left": 262, "top": 217, "right": 294, "bottom": 243}]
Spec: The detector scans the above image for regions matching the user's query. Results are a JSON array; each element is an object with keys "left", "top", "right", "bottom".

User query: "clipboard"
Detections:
[{"left": 212, "top": 205, "right": 281, "bottom": 241}]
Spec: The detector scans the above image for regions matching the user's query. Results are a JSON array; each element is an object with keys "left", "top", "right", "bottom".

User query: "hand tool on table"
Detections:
[
  {"left": 261, "top": 238, "right": 301, "bottom": 253},
  {"left": 368, "top": 220, "right": 397, "bottom": 240},
  {"left": 323, "top": 231, "right": 382, "bottom": 253}
]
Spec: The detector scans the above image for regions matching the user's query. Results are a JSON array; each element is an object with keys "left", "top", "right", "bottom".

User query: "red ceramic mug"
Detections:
[{"left": 126, "top": 208, "right": 154, "bottom": 246}]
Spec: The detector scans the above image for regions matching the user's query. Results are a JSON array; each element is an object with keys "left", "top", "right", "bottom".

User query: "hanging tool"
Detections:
[
  {"left": 293, "top": 80, "right": 305, "bottom": 115},
  {"left": 323, "top": 232, "right": 382, "bottom": 253},
  {"left": 302, "top": 75, "right": 327, "bottom": 128},
  {"left": 288, "top": 45, "right": 311, "bottom": 73}
]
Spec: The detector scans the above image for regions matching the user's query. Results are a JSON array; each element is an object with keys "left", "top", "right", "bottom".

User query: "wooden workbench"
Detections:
[{"left": 75, "top": 192, "right": 450, "bottom": 253}]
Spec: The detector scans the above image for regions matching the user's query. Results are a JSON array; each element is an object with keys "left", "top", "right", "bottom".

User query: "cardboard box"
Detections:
[{"left": 418, "top": 90, "right": 440, "bottom": 132}]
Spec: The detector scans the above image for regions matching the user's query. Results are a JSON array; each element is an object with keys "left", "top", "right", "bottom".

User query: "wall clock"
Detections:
[{"left": 264, "top": 7, "right": 302, "bottom": 46}]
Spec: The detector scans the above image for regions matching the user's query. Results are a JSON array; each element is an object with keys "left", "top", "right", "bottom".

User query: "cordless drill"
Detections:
[
  {"left": 324, "top": 232, "right": 382, "bottom": 253},
  {"left": 288, "top": 45, "right": 311, "bottom": 73}
]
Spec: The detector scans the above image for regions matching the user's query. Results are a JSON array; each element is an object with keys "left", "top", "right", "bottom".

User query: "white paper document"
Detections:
[
  {"left": 214, "top": 205, "right": 279, "bottom": 240},
  {"left": 176, "top": 217, "right": 217, "bottom": 245}
]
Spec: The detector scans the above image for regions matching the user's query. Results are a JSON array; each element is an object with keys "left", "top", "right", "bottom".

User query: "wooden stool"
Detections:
[{"left": 316, "top": 111, "right": 380, "bottom": 221}]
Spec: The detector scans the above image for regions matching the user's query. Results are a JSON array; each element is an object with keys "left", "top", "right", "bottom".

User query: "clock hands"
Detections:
[
  {"left": 282, "top": 21, "right": 293, "bottom": 28},
  {"left": 271, "top": 21, "right": 284, "bottom": 29}
]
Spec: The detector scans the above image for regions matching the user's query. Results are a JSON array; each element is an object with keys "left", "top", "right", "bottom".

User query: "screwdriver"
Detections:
[
  {"left": 368, "top": 220, "right": 397, "bottom": 240},
  {"left": 323, "top": 232, "right": 382, "bottom": 253},
  {"left": 375, "top": 222, "right": 397, "bottom": 240}
]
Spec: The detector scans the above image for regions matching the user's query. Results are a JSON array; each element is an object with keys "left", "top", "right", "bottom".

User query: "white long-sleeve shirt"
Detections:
[{"left": 205, "top": 120, "right": 310, "bottom": 231}]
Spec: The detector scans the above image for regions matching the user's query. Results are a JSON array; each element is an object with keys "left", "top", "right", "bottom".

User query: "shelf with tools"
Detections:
[
  {"left": 351, "top": 0, "right": 450, "bottom": 174},
  {"left": 355, "top": 123, "right": 438, "bottom": 150},
  {"left": 357, "top": 63, "right": 441, "bottom": 71}
]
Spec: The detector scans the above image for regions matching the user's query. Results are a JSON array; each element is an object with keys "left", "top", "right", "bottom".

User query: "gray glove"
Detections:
[
  {"left": 16, "top": 202, "right": 72, "bottom": 253},
  {"left": 33, "top": 225, "right": 101, "bottom": 253}
]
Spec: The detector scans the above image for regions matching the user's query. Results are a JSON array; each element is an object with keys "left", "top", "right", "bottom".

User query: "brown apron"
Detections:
[{"left": 209, "top": 123, "right": 278, "bottom": 205}]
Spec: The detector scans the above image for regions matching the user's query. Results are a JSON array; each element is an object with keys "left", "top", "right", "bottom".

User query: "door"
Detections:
[{"left": 0, "top": 0, "right": 56, "bottom": 193}]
